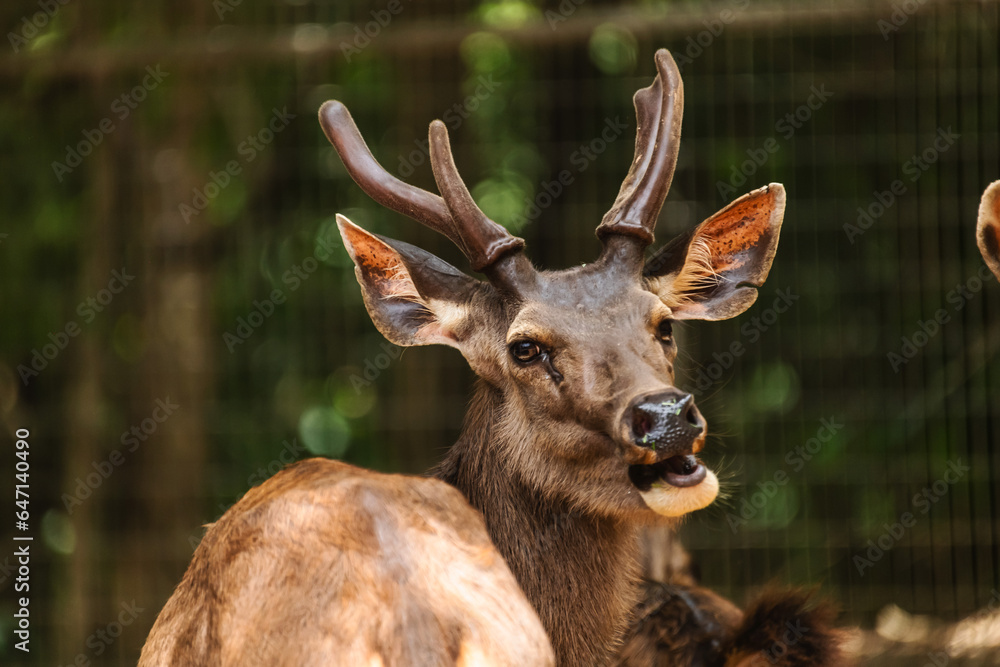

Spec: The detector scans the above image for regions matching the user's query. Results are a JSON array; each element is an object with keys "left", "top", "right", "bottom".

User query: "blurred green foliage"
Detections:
[{"left": 0, "top": 0, "right": 998, "bottom": 664}]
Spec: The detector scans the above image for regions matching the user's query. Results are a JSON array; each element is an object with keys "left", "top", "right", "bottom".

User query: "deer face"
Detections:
[
  {"left": 324, "top": 50, "right": 785, "bottom": 520},
  {"left": 491, "top": 264, "right": 710, "bottom": 520}
]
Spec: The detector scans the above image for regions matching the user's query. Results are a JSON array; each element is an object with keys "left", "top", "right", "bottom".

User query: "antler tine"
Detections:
[
  {"left": 597, "top": 49, "right": 684, "bottom": 249},
  {"left": 319, "top": 101, "right": 526, "bottom": 278},
  {"left": 319, "top": 101, "right": 467, "bottom": 254},
  {"left": 428, "top": 120, "right": 526, "bottom": 272}
]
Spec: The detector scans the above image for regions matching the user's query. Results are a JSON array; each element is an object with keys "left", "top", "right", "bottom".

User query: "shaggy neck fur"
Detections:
[{"left": 432, "top": 381, "right": 641, "bottom": 666}]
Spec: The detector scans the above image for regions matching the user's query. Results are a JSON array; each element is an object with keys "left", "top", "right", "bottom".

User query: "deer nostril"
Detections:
[
  {"left": 628, "top": 392, "right": 704, "bottom": 450},
  {"left": 682, "top": 399, "right": 703, "bottom": 429},
  {"left": 632, "top": 409, "right": 653, "bottom": 439}
]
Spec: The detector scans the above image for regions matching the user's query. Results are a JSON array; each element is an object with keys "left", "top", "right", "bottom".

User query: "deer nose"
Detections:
[{"left": 627, "top": 390, "right": 706, "bottom": 453}]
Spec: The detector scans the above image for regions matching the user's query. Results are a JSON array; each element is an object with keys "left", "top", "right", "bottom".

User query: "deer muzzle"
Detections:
[
  {"left": 621, "top": 390, "right": 718, "bottom": 517},
  {"left": 628, "top": 390, "right": 706, "bottom": 454}
]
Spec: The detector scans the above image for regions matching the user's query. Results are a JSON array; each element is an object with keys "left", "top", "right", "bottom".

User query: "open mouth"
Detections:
[
  {"left": 628, "top": 453, "right": 719, "bottom": 518},
  {"left": 628, "top": 454, "right": 707, "bottom": 491}
]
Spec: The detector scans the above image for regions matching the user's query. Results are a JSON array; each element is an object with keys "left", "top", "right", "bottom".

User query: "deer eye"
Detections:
[
  {"left": 657, "top": 320, "right": 674, "bottom": 342},
  {"left": 510, "top": 340, "right": 543, "bottom": 363}
]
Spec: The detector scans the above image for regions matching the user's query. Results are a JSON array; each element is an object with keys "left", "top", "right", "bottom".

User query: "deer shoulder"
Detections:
[{"left": 139, "top": 458, "right": 554, "bottom": 667}]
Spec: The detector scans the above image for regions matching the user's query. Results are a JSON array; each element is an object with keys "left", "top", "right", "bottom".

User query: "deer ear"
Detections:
[
  {"left": 337, "top": 215, "right": 480, "bottom": 348},
  {"left": 978, "top": 180, "right": 1000, "bottom": 282},
  {"left": 644, "top": 184, "right": 786, "bottom": 321}
]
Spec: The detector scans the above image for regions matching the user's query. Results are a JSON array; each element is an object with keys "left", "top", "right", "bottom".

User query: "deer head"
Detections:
[
  {"left": 978, "top": 180, "right": 1000, "bottom": 282},
  {"left": 320, "top": 49, "right": 785, "bottom": 523}
]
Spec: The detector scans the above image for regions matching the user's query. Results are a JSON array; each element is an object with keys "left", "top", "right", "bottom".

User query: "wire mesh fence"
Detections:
[{"left": 0, "top": 0, "right": 997, "bottom": 664}]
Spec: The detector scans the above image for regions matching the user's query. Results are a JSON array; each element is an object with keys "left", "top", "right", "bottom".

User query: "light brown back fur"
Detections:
[{"left": 140, "top": 459, "right": 554, "bottom": 667}]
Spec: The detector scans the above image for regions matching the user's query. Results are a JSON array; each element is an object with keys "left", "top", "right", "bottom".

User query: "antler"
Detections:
[
  {"left": 318, "top": 101, "right": 525, "bottom": 273},
  {"left": 597, "top": 49, "right": 684, "bottom": 250},
  {"left": 428, "top": 120, "right": 526, "bottom": 271}
]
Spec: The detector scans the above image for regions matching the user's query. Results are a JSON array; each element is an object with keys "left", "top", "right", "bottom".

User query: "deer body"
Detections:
[
  {"left": 142, "top": 49, "right": 798, "bottom": 666},
  {"left": 140, "top": 458, "right": 555, "bottom": 666}
]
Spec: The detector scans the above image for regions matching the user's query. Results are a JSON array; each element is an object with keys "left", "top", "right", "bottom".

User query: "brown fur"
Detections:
[
  {"left": 724, "top": 589, "right": 846, "bottom": 667},
  {"left": 140, "top": 459, "right": 554, "bottom": 666},
  {"left": 614, "top": 580, "right": 743, "bottom": 666},
  {"left": 433, "top": 381, "right": 645, "bottom": 665},
  {"left": 376, "top": 218, "right": 785, "bottom": 664},
  {"left": 142, "top": 51, "right": 813, "bottom": 667},
  {"left": 615, "top": 585, "right": 848, "bottom": 667},
  {"left": 978, "top": 180, "right": 1000, "bottom": 281},
  {"left": 143, "top": 176, "right": 789, "bottom": 667},
  {"left": 618, "top": 535, "right": 847, "bottom": 667}
]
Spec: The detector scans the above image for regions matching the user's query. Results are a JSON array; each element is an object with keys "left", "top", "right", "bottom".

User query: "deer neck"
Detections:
[{"left": 432, "top": 380, "right": 641, "bottom": 666}]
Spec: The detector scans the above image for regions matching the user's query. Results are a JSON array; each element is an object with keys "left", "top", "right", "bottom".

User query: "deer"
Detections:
[
  {"left": 979, "top": 180, "right": 1000, "bottom": 281},
  {"left": 141, "top": 49, "right": 845, "bottom": 666}
]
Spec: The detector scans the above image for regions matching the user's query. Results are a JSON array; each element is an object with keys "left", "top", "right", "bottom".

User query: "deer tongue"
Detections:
[{"left": 628, "top": 454, "right": 707, "bottom": 491}]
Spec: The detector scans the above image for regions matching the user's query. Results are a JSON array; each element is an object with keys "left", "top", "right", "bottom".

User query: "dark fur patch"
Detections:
[
  {"left": 614, "top": 580, "right": 741, "bottom": 666},
  {"left": 727, "top": 588, "right": 844, "bottom": 666}
]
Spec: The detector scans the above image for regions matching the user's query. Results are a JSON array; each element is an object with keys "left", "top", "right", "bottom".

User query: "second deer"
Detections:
[{"left": 979, "top": 180, "right": 1000, "bottom": 281}]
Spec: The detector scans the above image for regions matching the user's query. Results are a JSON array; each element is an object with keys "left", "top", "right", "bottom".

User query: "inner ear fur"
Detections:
[
  {"left": 644, "top": 183, "right": 786, "bottom": 321},
  {"left": 337, "top": 214, "right": 480, "bottom": 348}
]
